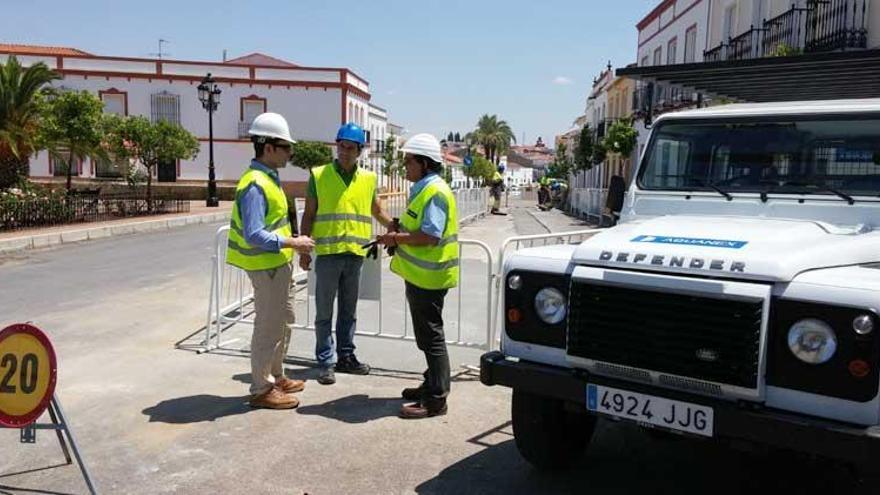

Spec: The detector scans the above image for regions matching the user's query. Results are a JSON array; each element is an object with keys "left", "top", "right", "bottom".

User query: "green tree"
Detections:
[
  {"left": 465, "top": 155, "right": 495, "bottom": 185},
  {"left": 603, "top": 118, "right": 638, "bottom": 158},
  {"left": 290, "top": 141, "right": 332, "bottom": 169},
  {"left": 104, "top": 115, "right": 199, "bottom": 209},
  {"left": 382, "top": 135, "right": 403, "bottom": 181},
  {"left": 442, "top": 164, "right": 453, "bottom": 185},
  {"left": 547, "top": 142, "right": 572, "bottom": 179},
  {"left": 38, "top": 90, "right": 108, "bottom": 193},
  {"left": 0, "top": 56, "right": 61, "bottom": 189},
  {"left": 573, "top": 125, "right": 594, "bottom": 171},
  {"left": 466, "top": 114, "right": 516, "bottom": 165},
  {"left": 454, "top": 132, "right": 461, "bottom": 143},
  {"left": 592, "top": 140, "right": 607, "bottom": 165},
  {"left": 447, "top": 131, "right": 454, "bottom": 142}
]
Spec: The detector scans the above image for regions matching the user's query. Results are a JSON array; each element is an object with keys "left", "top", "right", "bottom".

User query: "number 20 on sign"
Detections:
[{"left": 0, "top": 323, "right": 57, "bottom": 428}]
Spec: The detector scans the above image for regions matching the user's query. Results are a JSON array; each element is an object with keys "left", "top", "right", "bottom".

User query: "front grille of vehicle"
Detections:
[{"left": 568, "top": 282, "right": 762, "bottom": 389}]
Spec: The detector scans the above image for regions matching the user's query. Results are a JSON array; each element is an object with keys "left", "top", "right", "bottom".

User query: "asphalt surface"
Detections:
[{"left": 0, "top": 200, "right": 869, "bottom": 494}]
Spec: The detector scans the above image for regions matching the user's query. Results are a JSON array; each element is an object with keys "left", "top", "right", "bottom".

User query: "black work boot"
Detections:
[
  {"left": 335, "top": 354, "right": 370, "bottom": 375},
  {"left": 401, "top": 384, "right": 427, "bottom": 401}
]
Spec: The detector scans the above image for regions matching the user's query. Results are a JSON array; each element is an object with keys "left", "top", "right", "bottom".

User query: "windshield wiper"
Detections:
[
  {"left": 686, "top": 177, "right": 733, "bottom": 201},
  {"left": 783, "top": 179, "right": 855, "bottom": 205}
]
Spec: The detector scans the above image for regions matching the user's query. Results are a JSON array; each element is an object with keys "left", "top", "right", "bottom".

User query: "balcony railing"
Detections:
[
  {"left": 632, "top": 82, "right": 697, "bottom": 119},
  {"left": 728, "top": 26, "right": 762, "bottom": 60},
  {"left": 704, "top": 42, "right": 725, "bottom": 62},
  {"left": 761, "top": 5, "right": 811, "bottom": 56},
  {"left": 806, "top": 0, "right": 869, "bottom": 52},
  {"left": 702, "top": 0, "right": 868, "bottom": 62}
]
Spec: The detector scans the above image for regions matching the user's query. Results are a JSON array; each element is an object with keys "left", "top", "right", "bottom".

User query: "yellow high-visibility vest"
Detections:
[
  {"left": 311, "top": 164, "right": 376, "bottom": 256},
  {"left": 390, "top": 179, "right": 459, "bottom": 290},
  {"left": 227, "top": 167, "right": 293, "bottom": 271}
]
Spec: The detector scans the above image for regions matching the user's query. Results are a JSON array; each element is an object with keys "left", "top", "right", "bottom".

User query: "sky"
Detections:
[{"left": 3, "top": 0, "right": 660, "bottom": 147}]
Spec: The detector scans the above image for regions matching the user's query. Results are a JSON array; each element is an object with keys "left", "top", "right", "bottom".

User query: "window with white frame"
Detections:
[
  {"left": 653, "top": 46, "right": 663, "bottom": 66},
  {"left": 684, "top": 26, "right": 698, "bottom": 63},
  {"left": 723, "top": 5, "right": 737, "bottom": 40},
  {"left": 667, "top": 38, "right": 678, "bottom": 65},
  {"left": 150, "top": 92, "right": 180, "bottom": 124}
]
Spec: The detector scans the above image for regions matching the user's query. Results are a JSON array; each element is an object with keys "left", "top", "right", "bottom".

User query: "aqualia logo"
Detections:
[{"left": 630, "top": 235, "right": 748, "bottom": 249}]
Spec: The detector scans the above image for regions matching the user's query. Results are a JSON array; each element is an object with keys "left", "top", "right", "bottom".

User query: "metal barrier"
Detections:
[
  {"left": 454, "top": 188, "right": 490, "bottom": 224},
  {"left": 197, "top": 225, "right": 496, "bottom": 354},
  {"left": 490, "top": 229, "right": 602, "bottom": 348},
  {"left": 567, "top": 188, "right": 607, "bottom": 223}
]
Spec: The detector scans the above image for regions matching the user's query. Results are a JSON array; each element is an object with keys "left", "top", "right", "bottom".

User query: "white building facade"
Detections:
[
  {"left": 0, "top": 45, "right": 383, "bottom": 189},
  {"left": 634, "top": 0, "right": 711, "bottom": 160},
  {"left": 367, "top": 103, "right": 387, "bottom": 184}
]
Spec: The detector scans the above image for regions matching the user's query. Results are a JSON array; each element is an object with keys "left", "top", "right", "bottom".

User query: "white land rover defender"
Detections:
[{"left": 481, "top": 99, "right": 880, "bottom": 473}]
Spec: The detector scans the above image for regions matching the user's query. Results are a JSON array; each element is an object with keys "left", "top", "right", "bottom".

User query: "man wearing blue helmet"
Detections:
[{"left": 300, "top": 122, "right": 393, "bottom": 385}]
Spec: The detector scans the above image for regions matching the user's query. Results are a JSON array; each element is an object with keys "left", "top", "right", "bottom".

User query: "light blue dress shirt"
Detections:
[
  {"left": 237, "top": 160, "right": 285, "bottom": 253},
  {"left": 407, "top": 172, "right": 449, "bottom": 239}
]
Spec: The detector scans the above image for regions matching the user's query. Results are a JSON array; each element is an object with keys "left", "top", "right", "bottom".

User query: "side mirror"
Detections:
[
  {"left": 606, "top": 175, "right": 626, "bottom": 214},
  {"left": 602, "top": 176, "right": 626, "bottom": 227}
]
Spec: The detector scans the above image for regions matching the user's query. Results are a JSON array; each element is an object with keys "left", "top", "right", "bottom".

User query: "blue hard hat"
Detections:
[{"left": 336, "top": 123, "right": 366, "bottom": 145}]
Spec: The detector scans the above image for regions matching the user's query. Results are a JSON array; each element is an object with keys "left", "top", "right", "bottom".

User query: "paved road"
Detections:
[{"left": 0, "top": 202, "right": 866, "bottom": 494}]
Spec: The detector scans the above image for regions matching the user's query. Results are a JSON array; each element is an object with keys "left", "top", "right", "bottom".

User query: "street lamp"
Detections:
[{"left": 198, "top": 73, "right": 222, "bottom": 207}]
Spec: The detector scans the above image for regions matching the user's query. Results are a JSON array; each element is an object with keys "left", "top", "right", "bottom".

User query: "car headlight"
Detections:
[
  {"left": 534, "top": 287, "right": 566, "bottom": 325},
  {"left": 788, "top": 318, "right": 837, "bottom": 364}
]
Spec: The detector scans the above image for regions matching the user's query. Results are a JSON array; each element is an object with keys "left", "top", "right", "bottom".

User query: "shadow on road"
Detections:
[
  {"left": 296, "top": 394, "right": 403, "bottom": 423},
  {"left": 142, "top": 394, "right": 251, "bottom": 424},
  {"left": 415, "top": 421, "right": 864, "bottom": 495}
]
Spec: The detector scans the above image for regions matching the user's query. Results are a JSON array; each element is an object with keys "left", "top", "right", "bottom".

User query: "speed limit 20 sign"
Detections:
[{"left": 0, "top": 323, "right": 57, "bottom": 428}]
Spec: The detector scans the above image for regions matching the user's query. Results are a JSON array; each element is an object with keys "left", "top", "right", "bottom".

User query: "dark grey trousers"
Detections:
[{"left": 405, "top": 281, "right": 450, "bottom": 403}]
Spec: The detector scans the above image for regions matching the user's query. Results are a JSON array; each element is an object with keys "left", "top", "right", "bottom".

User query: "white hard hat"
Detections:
[
  {"left": 248, "top": 112, "right": 296, "bottom": 144},
  {"left": 401, "top": 133, "right": 443, "bottom": 165}
]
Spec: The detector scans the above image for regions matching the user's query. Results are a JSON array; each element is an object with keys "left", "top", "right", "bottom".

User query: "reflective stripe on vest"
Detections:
[
  {"left": 226, "top": 168, "right": 294, "bottom": 271},
  {"left": 390, "top": 178, "right": 459, "bottom": 290},
  {"left": 312, "top": 164, "right": 376, "bottom": 256}
]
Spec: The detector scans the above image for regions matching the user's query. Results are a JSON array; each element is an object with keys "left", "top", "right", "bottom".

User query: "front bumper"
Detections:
[{"left": 481, "top": 351, "right": 880, "bottom": 466}]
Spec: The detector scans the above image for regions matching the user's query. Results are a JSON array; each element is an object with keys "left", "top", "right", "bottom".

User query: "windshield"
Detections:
[{"left": 638, "top": 115, "right": 880, "bottom": 196}]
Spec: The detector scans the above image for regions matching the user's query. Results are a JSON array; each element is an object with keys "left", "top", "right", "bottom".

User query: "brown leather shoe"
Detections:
[
  {"left": 275, "top": 376, "right": 305, "bottom": 394},
  {"left": 249, "top": 388, "right": 300, "bottom": 409},
  {"left": 399, "top": 401, "right": 447, "bottom": 419}
]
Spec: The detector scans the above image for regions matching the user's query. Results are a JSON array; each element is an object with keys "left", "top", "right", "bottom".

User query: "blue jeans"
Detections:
[{"left": 314, "top": 253, "right": 363, "bottom": 368}]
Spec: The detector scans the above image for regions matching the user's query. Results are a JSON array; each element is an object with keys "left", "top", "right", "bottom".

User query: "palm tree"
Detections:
[
  {"left": 0, "top": 56, "right": 60, "bottom": 189},
  {"left": 466, "top": 114, "right": 516, "bottom": 165}
]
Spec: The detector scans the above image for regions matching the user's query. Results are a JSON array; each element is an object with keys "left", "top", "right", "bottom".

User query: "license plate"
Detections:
[{"left": 587, "top": 384, "right": 714, "bottom": 437}]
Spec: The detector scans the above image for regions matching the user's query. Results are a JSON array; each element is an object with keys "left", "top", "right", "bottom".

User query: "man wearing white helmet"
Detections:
[
  {"left": 376, "top": 133, "right": 459, "bottom": 419},
  {"left": 226, "top": 112, "right": 315, "bottom": 410}
]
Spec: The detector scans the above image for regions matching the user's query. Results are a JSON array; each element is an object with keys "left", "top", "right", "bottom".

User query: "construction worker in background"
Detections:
[
  {"left": 299, "top": 122, "right": 393, "bottom": 386},
  {"left": 376, "top": 133, "right": 458, "bottom": 419},
  {"left": 227, "top": 112, "right": 314, "bottom": 410},
  {"left": 537, "top": 175, "right": 550, "bottom": 208},
  {"left": 490, "top": 164, "right": 505, "bottom": 215}
]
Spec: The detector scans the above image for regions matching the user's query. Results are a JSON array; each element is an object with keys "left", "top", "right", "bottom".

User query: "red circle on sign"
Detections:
[{"left": 0, "top": 323, "right": 58, "bottom": 428}]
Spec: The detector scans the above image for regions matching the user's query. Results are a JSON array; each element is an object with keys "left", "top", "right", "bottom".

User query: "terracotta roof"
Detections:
[
  {"left": 0, "top": 43, "right": 91, "bottom": 56},
  {"left": 443, "top": 152, "right": 463, "bottom": 164},
  {"left": 224, "top": 53, "right": 298, "bottom": 67}
]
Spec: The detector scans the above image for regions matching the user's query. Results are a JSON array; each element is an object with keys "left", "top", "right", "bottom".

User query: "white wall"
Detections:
[
  {"left": 638, "top": 0, "right": 710, "bottom": 65},
  {"left": 6, "top": 51, "right": 376, "bottom": 184},
  {"left": 25, "top": 72, "right": 344, "bottom": 181}
]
